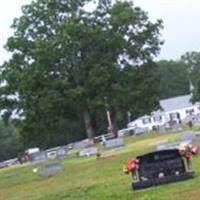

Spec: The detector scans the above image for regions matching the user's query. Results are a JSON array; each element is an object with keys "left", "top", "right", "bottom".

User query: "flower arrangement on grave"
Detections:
[
  {"left": 179, "top": 143, "right": 199, "bottom": 158},
  {"left": 178, "top": 142, "right": 199, "bottom": 170},
  {"left": 123, "top": 158, "right": 139, "bottom": 175},
  {"left": 179, "top": 143, "right": 193, "bottom": 159}
]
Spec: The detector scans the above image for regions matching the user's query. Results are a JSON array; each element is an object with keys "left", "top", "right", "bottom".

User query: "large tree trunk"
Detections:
[
  {"left": 110, "top": 109, "right": 118, "bottom": 138},
  {"left": 83, "top": 109, "right": 94, "bottom": 141}
]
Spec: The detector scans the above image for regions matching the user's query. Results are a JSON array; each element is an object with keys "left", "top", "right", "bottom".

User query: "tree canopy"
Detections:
[
  {"left": 156, "top": 60, "right": 190, "bottom": 99},
  {"left": 0, "top": 0, "right": 163, "bottom": 149},
  {"left": 181, "top": 51, "right": 200, "bottom": 101}
]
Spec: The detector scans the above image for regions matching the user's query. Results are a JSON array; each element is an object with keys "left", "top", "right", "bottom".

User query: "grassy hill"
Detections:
[{"left": 1, "top": 130, "right": 200, "bottom": 200}]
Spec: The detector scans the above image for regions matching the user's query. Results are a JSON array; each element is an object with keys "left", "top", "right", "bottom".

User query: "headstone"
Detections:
[
  {"left": 171, "top": 123, "right": 182, "bottom": 132},
  {"left": 132, "top": 149, "right": 195, "bottom": 190},
  {"left": 105, "top": 138, "right": 124, "bottom": 149},
  {"left": 157, "top": 125, "right": 166, "bottom": 134},
  {"left": 47, "top": 150, "right": 57, "bottom": 159},
  {"left": 40, "top": 162, "right": 63, "bottom": 177},
  {"left": 181, "top": 131, "right": 197, "bottom": 144},
  {"left": 134, "top": 127, "right": 149, "bottom": 135},
  {"left": 29, "top": 151, "right": 48, "bottom": 162},
  {"left": 4, "top": 158, "right": 18, "bottom": 166},
  {"left": 79, "top": 147, "right": 98, "bottom": 157},
  {"left": 56, "top": 147, "right": 66, "bottom": 158},
  {"left": 156, "top": 142, "right": 181, "bottom": 151},
  {"left": 26, "top": 147, "right": 39, "bottom": 154},
  {"left": 74, "top": 139, "right": 93, "bottom": 149},
  {"left": 0, "top": 161, "right": 7, "bottom": 169}
]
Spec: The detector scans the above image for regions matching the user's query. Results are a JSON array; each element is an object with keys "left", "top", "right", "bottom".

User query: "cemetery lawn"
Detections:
[{"left": 1, "top": 130, "right": 200, "bottom": 200}]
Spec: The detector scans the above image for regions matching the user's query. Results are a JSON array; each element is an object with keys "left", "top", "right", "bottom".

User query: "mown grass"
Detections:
[{"left": 1, "top": 129, "right": 200, "bottom": 200}]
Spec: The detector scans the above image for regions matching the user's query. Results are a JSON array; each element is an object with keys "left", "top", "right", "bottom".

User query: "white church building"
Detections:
[{"left": 127, "top": 94, "right": 200, "bottom": 131}]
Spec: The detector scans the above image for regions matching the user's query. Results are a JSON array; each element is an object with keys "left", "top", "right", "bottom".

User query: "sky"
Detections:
[{"left": 1, "top": 0, "right": 200, "bottom": 64}]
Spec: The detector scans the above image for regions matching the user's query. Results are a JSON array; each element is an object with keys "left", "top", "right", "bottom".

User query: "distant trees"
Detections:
[
  {"left": 181, "top": 51, "right": 200, "bottom": 101},
  {"left": 0, "top": 121, "right": 21, "bottom": 162},
  {"left": 156, "top": 60, "right": 190, "bottom": 99}
]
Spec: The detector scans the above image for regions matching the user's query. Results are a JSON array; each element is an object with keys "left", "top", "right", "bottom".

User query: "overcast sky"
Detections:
[{"left": 1, "top": 0, "right": 200, "bottom": 65}]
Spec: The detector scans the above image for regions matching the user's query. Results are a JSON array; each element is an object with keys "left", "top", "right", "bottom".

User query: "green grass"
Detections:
[{"left": 1, "top": 130, "right": 200, "bottom": 200}]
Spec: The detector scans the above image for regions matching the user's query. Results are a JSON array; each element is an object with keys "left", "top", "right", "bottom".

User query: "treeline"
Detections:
[{"left": 0, "top": 0, "right": 200, "bottom": 161}]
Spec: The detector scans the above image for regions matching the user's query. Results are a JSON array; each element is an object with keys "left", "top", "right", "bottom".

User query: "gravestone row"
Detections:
[
  {"left": 156, "top": 131, "right": 197, "bottom": 151},
  {"left": 104, "top": 138, "right": 124, "bottom": 149}
]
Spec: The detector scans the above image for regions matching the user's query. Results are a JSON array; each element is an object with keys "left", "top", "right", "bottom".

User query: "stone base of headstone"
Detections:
[{"left": 132, "top": 171, "right": 195, "bottom": 190}]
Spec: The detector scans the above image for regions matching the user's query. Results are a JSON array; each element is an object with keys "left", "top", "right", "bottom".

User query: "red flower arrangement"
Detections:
[{"left": 123, "top": 158, "right": 139, "bottom": 174}]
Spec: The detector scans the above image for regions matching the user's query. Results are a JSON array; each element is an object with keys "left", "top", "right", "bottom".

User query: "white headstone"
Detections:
[
  {"left": 156, "top": 142, "right": 181, "bottom": 151},
  {"left": 29, "top": 151, "right": 48, "bottom": 162},
  {"left": 56, "top": 148, "right": 66, "bottom": 158},
  {"left": 134, "top": 127, "right": 149, "bottom": 135},
  {"left": 105, "top": 138, "right": 124, "bottom": 149},
  {"left": 79, "top": 147, "right": 97, "bottom": 157}
]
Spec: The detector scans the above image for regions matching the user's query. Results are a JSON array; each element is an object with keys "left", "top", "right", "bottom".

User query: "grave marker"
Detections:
[
  {"left": 181, "top": 131, "right": 196, "bottom": 144},
  {"left": 171, "top": 123, "right": 182, "bottom": 132},
  {"left": 79, "top": 147, "right": 97, "bottom": 157},
  {"left": 56, "top": 147, "right": 66, "bottom": 159},
  {"left": 29, "top": 151, "right": 48, "bottom": 162},
  {"left": 134, "top": 127, "right": 149, "bottom": 135},
  {"left": 156, "top": 142, "right": 181, "bottom": 151},
  {"left": 105, "top": 138, "right": 124, "bottom": 149},
  {"left": 132, "top": 149, "right": 195, "bottom": 190},
  {"left": 40, "top": 162, "right": 63, "bottom": 177}
]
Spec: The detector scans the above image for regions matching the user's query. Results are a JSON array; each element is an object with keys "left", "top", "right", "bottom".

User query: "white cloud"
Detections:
[
  {"left": 1, "top": 0, "right": 200, "bottom": 63},
  {"left": 134, "top": 0, "right": 200, "bottom": 60}
]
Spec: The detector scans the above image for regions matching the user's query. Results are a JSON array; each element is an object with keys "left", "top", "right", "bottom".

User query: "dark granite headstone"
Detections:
[{"left": 132, "top": 149, "right": 195, "bottom": 190}]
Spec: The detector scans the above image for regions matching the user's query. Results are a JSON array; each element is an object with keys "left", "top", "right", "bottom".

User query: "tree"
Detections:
[
  {"left": 81, "top": 1, "right": 163, "bottom": 136},
  {"left": 0, "top": 0, "right": 163, "bottom": 147},
  {"left": 0, "top": 121, "right": 21, "bottom": 162},
  {"left": 181, "top": 52, "right": 200, "bottom": 101},
  {"left": 156, "top": 60, "right": 190, "bottom": 99}
]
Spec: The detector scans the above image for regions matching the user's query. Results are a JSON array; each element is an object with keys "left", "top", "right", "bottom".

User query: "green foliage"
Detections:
[
  {"left": 112, "top": 62, "right": 161, "bottom": 120},
  {"left": 0, "top": 121, "right": 21, "bottom": 161},
  {"left": 0, "top": 0, "right": 163, "bottom": 148},
  {"left": 181, "top": 51, "right": 200, "bottom": 101},
  {"left": 157, "top": 60, "right": 190, "bottom": 99}
]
